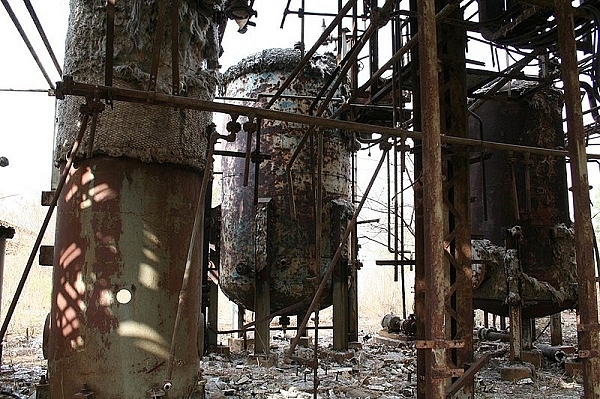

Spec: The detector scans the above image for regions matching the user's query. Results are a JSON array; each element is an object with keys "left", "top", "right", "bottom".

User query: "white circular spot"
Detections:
[{"left": 116, "top": 289, "right": 132, "bottom": 304}]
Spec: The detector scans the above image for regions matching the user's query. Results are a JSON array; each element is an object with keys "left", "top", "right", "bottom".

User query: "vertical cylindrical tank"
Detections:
[
  {"left": 470, "top": 85, "right": 576, "bottom": 317},
  {"left": 470, "top": 86, "right": 570, "bottom": 243},
  {"left": 50, "top": 1, "right": 221, "bottom": 397},
  {"left": 52, "top": 158, "right": 202, "bottom": 397},
  {"left": 219, "top": 49, "right": 354, "bottom": 313}
]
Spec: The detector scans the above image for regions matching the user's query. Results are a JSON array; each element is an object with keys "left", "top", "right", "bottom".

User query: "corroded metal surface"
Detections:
[
  {"left": 49, "top": 157, "right": 202, "bottom": 398},
  {"left": 470, "top": 88, "right": 576, "bottom": 317},
  {"left": 55, "top": 0, "right": 223, "bottom": 170},
  {"left": 471, "top": 224, "right": 577, "bottom": 318},
  {"left": 219, "top": 49, "right": 354, "bottom": 313}
]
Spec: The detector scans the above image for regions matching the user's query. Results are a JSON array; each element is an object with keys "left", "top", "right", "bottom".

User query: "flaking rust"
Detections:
[{"left": 219, "top": 48, "right": 355, "bottom": 314}]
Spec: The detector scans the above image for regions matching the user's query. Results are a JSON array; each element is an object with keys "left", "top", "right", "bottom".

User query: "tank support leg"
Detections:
[
  {"left": 207, "top": 280, "right": 219, "bottom": 349},
  {"left": 550, "top": 313, "right": 563, "bottom": 346},
  {"left": 332, "top": 202, "right": 349, "bottom": 351},
  {"left": 254, "top": 199, "right": 271, "bottom": 356}
]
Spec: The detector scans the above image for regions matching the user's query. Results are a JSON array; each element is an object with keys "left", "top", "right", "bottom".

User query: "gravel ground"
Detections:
[{"left": 0, "top": 311, "right": 587, "bottom": 399}]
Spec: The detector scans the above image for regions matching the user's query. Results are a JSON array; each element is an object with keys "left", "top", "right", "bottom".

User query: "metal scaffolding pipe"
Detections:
[
  {"left": 55, "top": 78, "right": 600, "bottom": 160},
  {"left": 287, "top": 141, "right": 392, "bottom": 357},
  {"left": 0, "top": 101, "right": 95, "bottom": 345},
  {"left": 22, "top": 0, "right": 62, "bottom": 77},
  {"left": 265, "top": 0, "right": 359, "bottom": 109},
  {"left": 1, "top": 0, "right": 55, "bottom": 89}
]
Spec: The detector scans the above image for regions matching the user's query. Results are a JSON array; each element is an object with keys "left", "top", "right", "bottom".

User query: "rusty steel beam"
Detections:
[
  {"left": 148, "top": 0, "right": 168, "bottom": 91},
  {"left": 171, "top": 0, "right": 180, "bottom": 96},
  {"left": 555, "top": 2, "right": 600, "bottom": 398},
  {"left": 22, "top": 0, "right": 62, "bottom": 77},
  {"left": 418, "top": 0, "right": 447, "bottom": 397},
  {"left": 445, "top": 353, "right": 491, "bottom": 399},
  {"left": 165, "top": 131, "right": 228, "bottom": 382},
  {"left": 287, "top": 142, "right": 392, "bottom": 357},
  {"left": 265, "top": 0, "right": 359, "bottom": 109},
  {"left": 55, "top": 77, "right": 600, "bottom": 160},
  {"left": 1, "top": 0, "right": 55, "bottom": 89},
  {"left": 104, "top": 0, "right": 115, "bottom": 87},
  {"left": 439, "top": 2, "right": 473, "bottom": 396}
]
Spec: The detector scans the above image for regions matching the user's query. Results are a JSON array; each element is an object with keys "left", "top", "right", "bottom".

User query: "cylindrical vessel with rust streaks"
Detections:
[
  {"left": 49, "top": 0, "right": 221, "bottom": 397},
  {"left": 219, "top": 49, "right": 355, "bottom": 313}
]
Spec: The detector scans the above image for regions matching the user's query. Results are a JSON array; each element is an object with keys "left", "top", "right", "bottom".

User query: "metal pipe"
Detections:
[
  {"left": 171, "top": 0, "right": 180, "bottom": 95},
  {"left": 148, "top": 0, "right": 167, "bottom": 91},
  {"left": 330, "top": 1, "right": 460, "bottom": 121},
  {"left": 469, "top": 109, "right": 488, "bottom": 221},
  {"left": 55, "top": 78, "right": 600, "bottom": 160},
  {"left": 535, "top": 343, "right": 567, "bottom": 363},
  {"left": 243, "top": 128, "right": 252, "bottom": 187},
  {"left": 300, "top": 0, "right": 305, "bottom": 58},
  {"left": 1, "top": 0, "right": 55, "bottom": 89},
  {"left": 253, "top": 118, "right": 261, "bottom": 206},
  {"left": 524, "top": 152, "right": 532, "bottom": 213},
  {"left": 105, "top": 0, "right": 115, "bottom": 87},
  {"left": 165, "top": 130, "right": 235, "bottom": 382},
  {"left": 266, "top": 0, "right": 359, "bottom": 109},
  {"left": 475, "top": 327, "right": 510, "bottom": 342},
  {"left": 0, "top": 102, "right": 93, "bottom": 344},
  {"left": 508, "top": 153, "right": 521, "bottom": 221},
  {"left": 22, "top": 0, "right": 62, "bottom": 77},
  {"left": 214, "top": 325, "right": 333, "bottom": 335},
  {"left": 315, "top": 128, "right": 323, "bottom": 278},
  {"left": 287, "top": 141, "right": 392, "bottom": 357}
]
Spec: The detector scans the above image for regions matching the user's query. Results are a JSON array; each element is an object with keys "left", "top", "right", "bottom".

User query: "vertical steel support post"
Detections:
[
  {"left": 555, "top": 2, "right": 600, "bottom": 397},
  {"left": 333, "top": 203, "right": 349, "bottom": 351},
  {"left": 550, "top": 313, "right": 563, "bottom": 346},
  {"left": 0, "top": 226, "right": 15, "bottom": 327},
  {"left": 207, "top": 281, "right": 219, "bottom": 348},
  {"left": 439, "top": 0, "right": 473, "bottom": 395},
  {"left": 417, "top": 0, "right": 448, "bottom": 397},
  {"left": 254, "top": 198, "right": 271, "bottom": 355}
]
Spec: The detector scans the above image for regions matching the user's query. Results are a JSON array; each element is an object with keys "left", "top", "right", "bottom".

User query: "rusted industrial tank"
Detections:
[
  {"left": 48, "top": 1, "right": 219, "bottom": 397},
  {"left": 470, "top": 84, "right": 577, "bottom": 318},
  {"left": 219, "top": 48, "right": 354, "bottom": 313}
]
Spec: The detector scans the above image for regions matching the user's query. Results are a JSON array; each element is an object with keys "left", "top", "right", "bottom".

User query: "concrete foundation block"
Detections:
[
  {"left": 500, "top": 363, "right": 534, "bottom": 382},
  {"left": 564, "top": 360, "right": 583, "bottom": 377},
  {"left": 248, "top": 353, "right": 278, "bottom": 367},
  {"left": 228, "top": 337, "right": 253, "bottom": 353},
  {"left": 298, "top": 336, "right": 313, "bottom": 347},
  {"left": 521, "top": 350, "right": 543, "bottom": 369}
]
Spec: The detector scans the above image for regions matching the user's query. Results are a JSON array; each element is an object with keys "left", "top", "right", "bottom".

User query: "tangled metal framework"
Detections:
[{"left": 2, "top": 0, "right": 600, "bottom": 398}]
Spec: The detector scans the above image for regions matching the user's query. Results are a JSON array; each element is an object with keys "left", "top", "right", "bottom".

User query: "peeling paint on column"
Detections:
[{"left": 50, "top": 0, "right": 224, "bottom": 397}]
